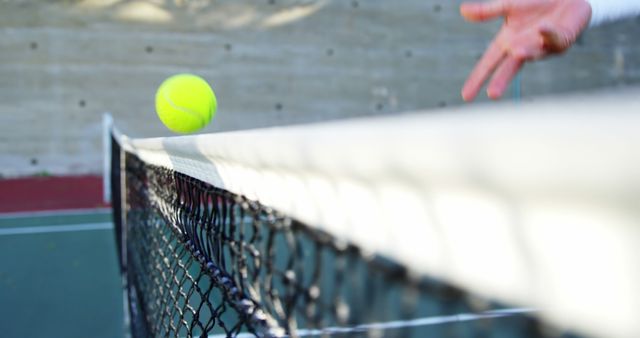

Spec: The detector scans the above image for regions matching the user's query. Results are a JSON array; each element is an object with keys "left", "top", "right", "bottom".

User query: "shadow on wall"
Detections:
[{"left": 67, "top": 0, "right": 330, "bottom": 29}]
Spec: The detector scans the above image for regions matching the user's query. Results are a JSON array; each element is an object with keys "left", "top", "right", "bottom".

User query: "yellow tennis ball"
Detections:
[{"left": 155, "top": 74, "right": 217, "bottom": 133}]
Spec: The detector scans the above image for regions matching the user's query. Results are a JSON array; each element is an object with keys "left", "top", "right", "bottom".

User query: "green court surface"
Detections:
[{"left": 0, "top": 210, "right": 123, "bottom": 338}]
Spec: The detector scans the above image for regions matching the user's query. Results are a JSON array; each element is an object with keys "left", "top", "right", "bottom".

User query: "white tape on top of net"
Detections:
[{"left": 119, "top": 87, "right": 640, "bottom": 338}]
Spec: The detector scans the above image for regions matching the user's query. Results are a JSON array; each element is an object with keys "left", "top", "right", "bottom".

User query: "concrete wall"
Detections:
[{"left": 1, "top": 0, "right": 639, "bottom": 177}]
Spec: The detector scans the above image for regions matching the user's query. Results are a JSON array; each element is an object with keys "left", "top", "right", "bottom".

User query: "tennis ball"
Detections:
[{"left": 155, "top": 74, "right": 217, "bottom": 134}]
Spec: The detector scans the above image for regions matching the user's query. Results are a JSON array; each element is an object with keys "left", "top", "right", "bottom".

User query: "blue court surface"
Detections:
[{"left": 0, "top": 209, "right": 123, "bottom": 338}]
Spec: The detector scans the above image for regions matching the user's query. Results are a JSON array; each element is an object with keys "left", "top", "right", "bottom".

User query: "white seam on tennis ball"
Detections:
[{"left": 163, "top": 88, "right": 206, "bottom": 129}]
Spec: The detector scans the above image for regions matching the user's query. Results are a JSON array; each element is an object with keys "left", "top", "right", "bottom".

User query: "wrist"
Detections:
[{"left": 586, "top": 0, "right": 640, "bottom": 27}]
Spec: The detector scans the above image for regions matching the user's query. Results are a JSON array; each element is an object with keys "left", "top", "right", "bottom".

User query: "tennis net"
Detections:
[{"left": 108, "top": 87, "right": 640, "bottom": 338}]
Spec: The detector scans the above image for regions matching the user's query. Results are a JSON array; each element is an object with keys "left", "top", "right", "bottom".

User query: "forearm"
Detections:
[{"left": 587, "top": 0, "right": 640, "bottom": 26}]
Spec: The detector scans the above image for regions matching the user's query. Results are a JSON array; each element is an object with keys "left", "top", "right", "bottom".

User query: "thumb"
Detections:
[
  {"left": 460, "top": 0, "right": 507, "bottom": 22},
  {"left": 540, "top": 25, "right": 574, "bottom": 53}
]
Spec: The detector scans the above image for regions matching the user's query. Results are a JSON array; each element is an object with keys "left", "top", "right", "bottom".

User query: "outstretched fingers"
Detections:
[{"left": 462, "top": 40, "right": 505, "bottom": 101}]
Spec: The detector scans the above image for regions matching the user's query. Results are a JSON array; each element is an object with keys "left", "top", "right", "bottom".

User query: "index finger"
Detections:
[{"left": 460, "top": 0, "right": 507, "bottom": 22}]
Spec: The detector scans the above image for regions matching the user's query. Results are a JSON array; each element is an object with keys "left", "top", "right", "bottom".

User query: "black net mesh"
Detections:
[{"left": 112, "top": 138, "right": 578, "bottom": 338}]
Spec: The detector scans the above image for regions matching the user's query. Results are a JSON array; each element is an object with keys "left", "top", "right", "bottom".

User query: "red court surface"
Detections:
[{"left": 0, "top": 175, "right": 107, "bottom": 213}]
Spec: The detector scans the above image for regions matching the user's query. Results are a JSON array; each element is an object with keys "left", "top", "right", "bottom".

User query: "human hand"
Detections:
[{"left": 460, "top": 0, "right": 592, "bottom": 101}]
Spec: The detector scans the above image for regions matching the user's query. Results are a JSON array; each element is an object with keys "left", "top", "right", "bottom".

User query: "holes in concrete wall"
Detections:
[
  {"left": 375, "top": 103, "right": 384, "bottom": 111},
  {"left": 224, "top": 43, "right": 232, "bottom": 52},
  {"left": 145, "top": 46, "right": 154, "bottom": 53},
  {"left": 433, "top": 4, "right": 442, "bottom": 12},
  {"left": 30, "top": 158, "right": 38, "bottom": 166},
  {"left": 268, "top": 0, "right": 275, "bottom": 4},
  {"left": 79, "top": 100, "right": 86, "bottom": 108},
  {"left": 405, "top": 50, "right": 413, "bottom": 58},
  {"left": 326, "top": 48, "right": 334, "bottom": 56},
  {"left": 351, "top": 1, "right": 359, "bottom": 8},
  {"left": 275, "top": 103, "right": 283, "bottom": 111},
  {"left": 438, "top": 101, "right": 447, "bottom": 108},
  {"left": 30, "top": 42, "right": 38, "bottom": 50}
]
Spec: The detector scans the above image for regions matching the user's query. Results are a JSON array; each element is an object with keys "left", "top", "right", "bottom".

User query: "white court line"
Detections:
[
  {"left": 0, "top": 208, "right": 111, "bottom": 219},
  {"left": 0, "top": 222, "right": 113, "bottom": 236},
  {"left": 206, "top": 308, "right": 536, "bottom": 338}
]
